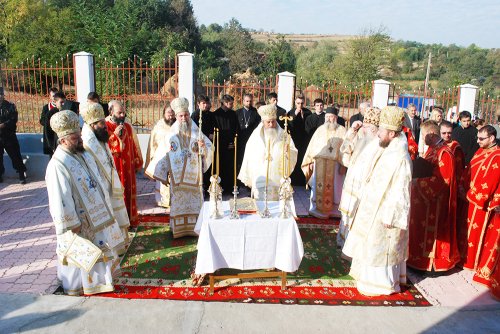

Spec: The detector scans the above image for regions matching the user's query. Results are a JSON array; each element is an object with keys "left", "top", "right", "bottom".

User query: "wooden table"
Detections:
[{"left": 194, "top": 201, "right": 303, "bottom": 294}]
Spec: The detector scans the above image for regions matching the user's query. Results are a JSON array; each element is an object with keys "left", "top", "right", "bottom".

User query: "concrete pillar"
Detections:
[
  {"left": 178, "top": 52, "right": 194, "bottom": 114},
  {"left": 277, "top": 71, "right": 296, "bottom": 112},
  {"left": 73, "top": 52, "right": 95, "bottom": 126},
  {"left": 73, "top": 52, "right": 95, "bottom": 104},
  {"left": 458, "top": 84, "right": 479, "bottom": 115},
  {"left": 372, "top": 79, "right": 391, "bottom": 109}
]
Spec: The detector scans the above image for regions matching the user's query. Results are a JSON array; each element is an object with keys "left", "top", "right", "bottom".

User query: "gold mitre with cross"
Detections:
[
  {"left": 171, "top": 97, "right": 190, "bottom": 115},
  {"left": 379, "top": 106, "right": 405, "bottom": 131},
  {"left": 258, "top": 104, "right": 277, "bottom": 121},
  {"left": 50, "top": 110, "right": 80, "bottom": 138},
  {"left": 81, "top": 103, "right": 105, "bottom": 125},
  {"left": 363, "top": 107, "right": 381, "bottom": 127}
]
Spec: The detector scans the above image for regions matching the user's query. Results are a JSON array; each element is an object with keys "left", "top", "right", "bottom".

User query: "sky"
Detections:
[{"left": 190, "top": 0, "right": 499, "bottom": 48}]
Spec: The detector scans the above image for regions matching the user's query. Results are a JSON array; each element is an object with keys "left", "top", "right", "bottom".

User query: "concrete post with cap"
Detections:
[
  {"left": 178, "top": 52, "right": 194, "bottom": 114},
  {"left": 372, "top": 79, "right": 391, "bottom": 109},
  {"left": 277, "top": 71, "right": 296, "bottom": 112},
  {"left": 458, "top": 83, "right": 479, "bottom": 116}
]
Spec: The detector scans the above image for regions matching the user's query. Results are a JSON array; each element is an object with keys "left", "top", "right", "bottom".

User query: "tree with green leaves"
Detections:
[{"left": 258, "top": 35, "right": 296, "bottom": 78}]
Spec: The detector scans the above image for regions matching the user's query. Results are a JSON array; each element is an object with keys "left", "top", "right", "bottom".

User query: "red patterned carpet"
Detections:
[{"left": 98, "top": 216, "right": 430, "bottom": 306}]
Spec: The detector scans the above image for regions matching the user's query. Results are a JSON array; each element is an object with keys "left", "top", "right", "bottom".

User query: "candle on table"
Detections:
[
  {"left": 265, "top": 138, "right": 270, "bottom": 191},
  {"left": 233, "top": 134, "right": 237, "bottom": 187},
  {"left": 287, "top": 135, "right": 291, "bottom": 177},
  {"left": 282, "top": 134, "right": 285, "bottom": 177},
  {"left": 211, "top": 128, "right": 216, "bottom": 176},
  {"left": 216, "top": 129, "right": 219, "bottom": 177}
]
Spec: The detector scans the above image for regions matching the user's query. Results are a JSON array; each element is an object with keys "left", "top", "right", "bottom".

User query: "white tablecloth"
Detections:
[{"left": 194, "top": 201, "right": 304, "bottom": 274}]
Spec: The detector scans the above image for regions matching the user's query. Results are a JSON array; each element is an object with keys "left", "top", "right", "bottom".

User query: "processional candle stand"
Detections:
[
  {"left": 260, "top": 138, "right": 272, "bottom": 218},
  {"left": 278, "top": 115, "right": 294, "bottom": 219},
  {"left": 209, "top": 128, "right": 223, "bottom": 219},
  {"left": 229, "top": 134, "right": 240, "bottom": 219}
]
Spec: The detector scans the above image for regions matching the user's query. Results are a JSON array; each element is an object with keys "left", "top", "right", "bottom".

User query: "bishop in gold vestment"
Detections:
[
  {"left": 302, "top": 107, "right": 346, "bottom": 219},
  {"left": 146, "top": 98, "right": 212, "bottom": 238},
  {"left": 347, "top": 106, "right": 412, "bottom": 296},
  {"left": 144, "top": 105, "right": 176, "bottom": 207},
  {"left": 338, "top": 107, "right": 381, "bottom": 249},
  {"left": 238, "top": 104, "right": 298, "bottom": 201},
  {"left": 81, "top": 103, "right": 130, "bottom": 250},
  {"left": 46, "top": 110, "right": 125, "bottom": 295}
]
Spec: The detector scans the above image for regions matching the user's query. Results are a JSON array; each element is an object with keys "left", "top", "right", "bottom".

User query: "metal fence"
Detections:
[
  {"left": 1, "top": 52, "right": 498, "bottom": 133},
  {"left": 295, "top": 79, "right": 373, "bottom": 121},
  {"left": 390, "top": 85, "right": 499, "bottom": 123},
  {"left": 200, "top": 76, "right": 278, "bottom": 109},
  {"left": 0, "top": 55, "right": 75, "bottom": 133},
  {"left": 95, "top": 55, "right": 177, "bottom": 131}
]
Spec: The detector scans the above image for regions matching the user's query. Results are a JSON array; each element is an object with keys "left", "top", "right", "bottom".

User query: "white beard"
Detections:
[
  {"left": 325, "top": 121, "right": 337, "bottom": 131},
  {"left": 264, "top": 127, "right": 278, "bottom": 143},
  {"left": 179, "top": 120, "right": 192, "bottom": 149}
]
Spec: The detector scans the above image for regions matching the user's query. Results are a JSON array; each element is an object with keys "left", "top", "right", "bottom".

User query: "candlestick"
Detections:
[
  {"left": 211, "top": 128, "right": 216, "bottom": 176},
  {"left": 282, "top": 134, "right": 285, "bottom": 177},
  {"left": 234, "top": 134, "right": 237, "bottom": 187},
  {"left": 216, "top": 128, "right": 219, "bottom": 177},
  {"left": 287, "top": 135, "right": 291, "bottom": 177},
  {"left": 265, "top": 138, "right": 270, "bottom": 191}
]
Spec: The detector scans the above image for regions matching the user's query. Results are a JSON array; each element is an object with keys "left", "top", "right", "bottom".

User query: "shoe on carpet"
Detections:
[{"left": 19, "top": 171, "right": 27, "bottom": 184}]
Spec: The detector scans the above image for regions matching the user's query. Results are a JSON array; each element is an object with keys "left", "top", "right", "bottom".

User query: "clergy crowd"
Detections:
[{"left": 39, "top": 90, "right": 499, "bottom": 301}]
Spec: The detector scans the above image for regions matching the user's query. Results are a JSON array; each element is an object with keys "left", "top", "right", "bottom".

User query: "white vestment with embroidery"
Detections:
[
  {"left": 46, "top": 147, "right": 125, "bottom": 295},
  {"left": 145, "top": 121, "right": 212, "bottom": 238},
  {"left": 82, "top": 124, "right": 129, "bottom": 247},
  {"left": 238, "top": 123, "right": 298, "bottom": 201}
]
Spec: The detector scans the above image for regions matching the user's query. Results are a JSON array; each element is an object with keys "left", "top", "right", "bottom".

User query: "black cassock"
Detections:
[
  {"left": 305, "top": 112, "right": 325, "bottom": 137},
  {"left": 236, "top": 106, "right": 260, "bottom": 175},
  {"left": 211, "top": 107, "right": 239, "bottom": 194},
  {"left": 287, "top": 108, "right": 312, "bottom": 186},
  {"left": 452, "top": 125, "right": 479, "bottom": 165}
]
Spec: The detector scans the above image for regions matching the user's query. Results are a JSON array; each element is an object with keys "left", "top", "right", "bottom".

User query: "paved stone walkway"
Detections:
[{"left": 0, "top": 174, "right": 498, "bottom": 308}]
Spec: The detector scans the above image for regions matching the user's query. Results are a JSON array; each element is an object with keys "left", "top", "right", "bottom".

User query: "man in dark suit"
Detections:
[
  {"left": 267, "top": 92, "right": 286, "bottom": 128},
  {"left": 333, "top": 103, "right": 346, "bottom": 127},
  {"left": 87, "top": 91, "right": 109, "bottom": 117},
  {"left": 0, "top": 88, "right": 27, "bottom": 183},
  {"left": 287, "top": 95, "right": 311, "bottom": 185},
  {"left": 349, "top": 101, "right": 370, "bottom": 126},
  {"left": 404, "top": 103, "right": 421, "bottom": 142},
  {"left": 39, "top": 87, "right": 59, "bottom": 155},
  {"left": 191, "top": 94, "right": 213, "bottom": 138},
  {"left": 452, "top": 110, "right": 479, "bottom": 165},
  {"left": 305, "top": 98, "right": 325, "bottom": 137},
  {"left": 236, "top": 93, "right": 260, "bottom": 175},
  {"left": 42, "top": 91, "right": 79, "bottom": 155}
]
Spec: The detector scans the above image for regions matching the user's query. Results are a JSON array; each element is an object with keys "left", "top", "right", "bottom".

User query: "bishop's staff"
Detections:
[
  {"left": 260, "top": 138, "right": 271, "bottom": 218},
  {"left": 198, "top": 106, "right": 204, "bottom": 207},
  {"left": 279, "top": 115, "right": 293, "bottom": 178},
  {"left": 209, "top": 128, "right": 223, "bottom": 219},
  {"left": 278, "top": 114, "right": 294, "bottom": 218}
]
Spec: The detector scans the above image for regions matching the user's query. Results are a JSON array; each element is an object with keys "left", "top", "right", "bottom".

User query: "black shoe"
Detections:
[{"left": 19, "top": 172, "right": 26, "bottom": 184}]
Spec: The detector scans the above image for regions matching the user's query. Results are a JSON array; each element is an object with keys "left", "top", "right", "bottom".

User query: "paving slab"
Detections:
[{"left": 1, "top": 174, "right": 499, "bottom": 333}]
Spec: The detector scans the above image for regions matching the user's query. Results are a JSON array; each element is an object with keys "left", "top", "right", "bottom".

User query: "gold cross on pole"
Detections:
[{"left": 279, "top": 115, "right": 293, "bottom": 134}]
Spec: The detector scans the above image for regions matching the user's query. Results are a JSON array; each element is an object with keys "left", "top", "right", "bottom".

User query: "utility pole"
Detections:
[{"left": 422, "top": 52, "right": 432, "bottom": 117}]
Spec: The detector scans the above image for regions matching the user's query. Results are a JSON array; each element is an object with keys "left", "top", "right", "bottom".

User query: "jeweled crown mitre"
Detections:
[
  {"left": 258, "top": 104, "right": 277, "bottom": 121},
  {"left": 363, "top": 107, "right": 381, "bottom": 127},
  {"left": 81, "top": 102, "right": 105, "bottom": 125},
  {"left": 171, "top": 97, "right": 190, "bottom": 115},
  {"left": 379, "top": 106, "right": 404, "bottom": 131},
  {"left": 50, "top": 110, "right": 80, "bottom": 138}
]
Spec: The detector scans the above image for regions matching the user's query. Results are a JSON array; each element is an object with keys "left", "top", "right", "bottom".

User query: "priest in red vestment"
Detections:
[
  {"left": 463, "top": 125, "right": 500, "bottom": 298},
  {"left": 440, "top": 120, "right": 468, "bottom": 259},
  {"left": 106, "top": 100, "right": 143, "bottom": 226},
  {"left": 408, "top": 121, "right": 460, "bottom": 271},
  {"left": 402, "top": 126, "right": 418, "bottom": 160}
]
